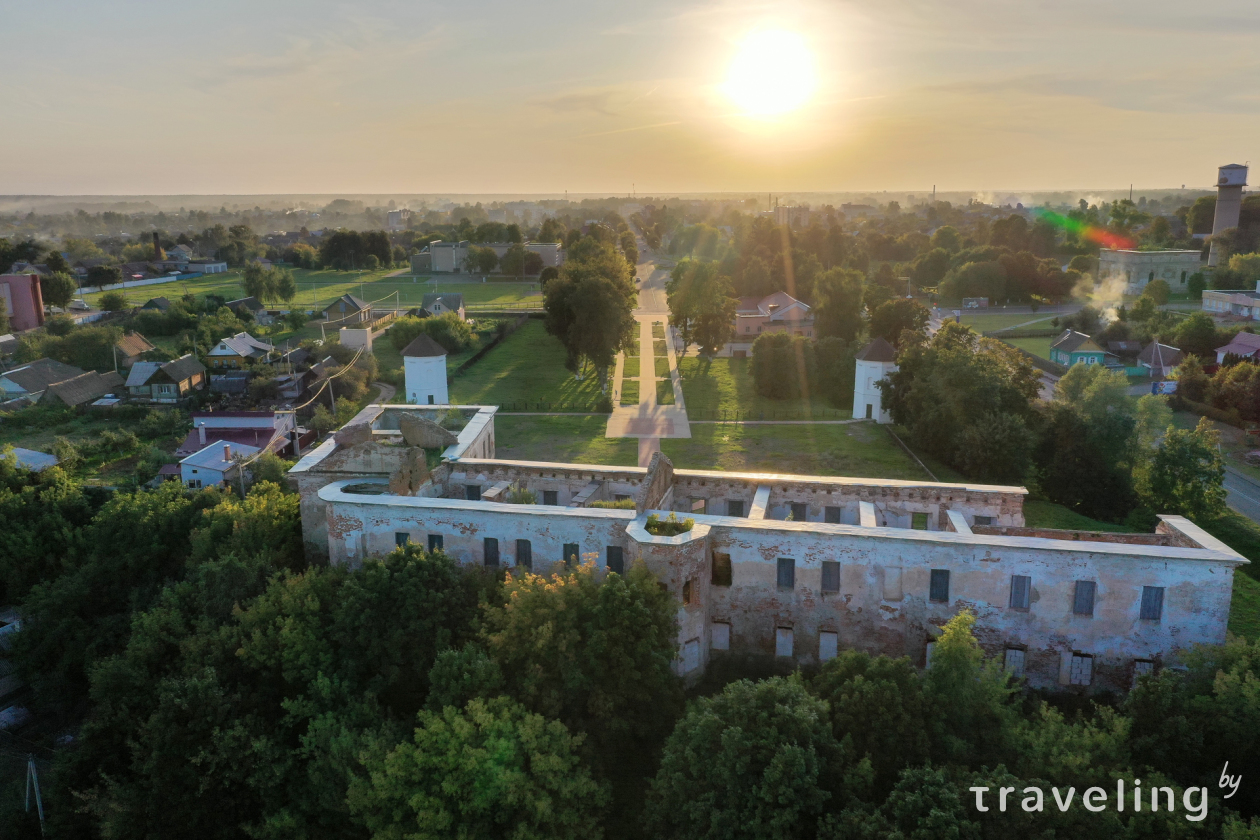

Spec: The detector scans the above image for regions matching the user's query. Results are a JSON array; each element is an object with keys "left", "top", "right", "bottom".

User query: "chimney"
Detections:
[
  {"left": 198, "top": 423, "right": 206, "bottom": 445},
  {"left": 153, "top": 232, "right": 161, "bottom": 261},
  {"left": 223, "top": 444, "right": 232, "bottom": 463}
]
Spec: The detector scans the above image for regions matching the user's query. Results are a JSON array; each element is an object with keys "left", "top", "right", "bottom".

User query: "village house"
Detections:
[
  {"left": 1049, "top": 330, "right": 1113, "bottom": 367},
  {"left": 206, "top": 332, "right": 274, "bottom": 369},
  {"left": 1215, "top": 331, "right": 1260, "bottom": 364},
  {"left": 226, "top": 297, "right": 274, "bottom": 326},
  {"left": 1137, "top": 341, "right": 1184, "bottom": 380},
  {"left": 125, "top": 354, "right": 207, "bottom": 402},
  {"left": 289, "top": 404, "right": 1243, "bottom": 694},
  {"left": 0, "top": 358, "right": 85, "bottom": 402},
  {"left": 114, "top": 331, "right": 156, "bottom": 368},
  {"left": 421, "top": 293, "right": 466, "bottom": 321},
  {"left": 734, "top": 291, "right": 814, "bottom": 340},
  {"left": 177, "top": 409, "right": 298, "bottom": 458},
  {"left": 322, "top": 294, "right": 372, "bottom": 325},
  {"left": 39, "top": 370, "right": 125, "bottom": 407},
  {"left": 180, "top": 441, "right": 260, "bottom": 489}
]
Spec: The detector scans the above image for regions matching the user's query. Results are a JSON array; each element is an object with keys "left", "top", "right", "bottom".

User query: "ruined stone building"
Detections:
[{"left": 291, "top": 404, "right": 1245, "bottom": 693}]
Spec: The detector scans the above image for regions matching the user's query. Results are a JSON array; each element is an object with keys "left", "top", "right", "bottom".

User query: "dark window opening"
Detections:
[
  {"left": 543, "top": 490, "right": 558, "bottom": 506},
  {"left": 428, "top": 534, "right": 444, "bottom": 552},
  {"left": 484, "top": 537, "right": 500, "bottom": 567},
  {"left": 606, "top": 545, "right": 624, "bottom": 575},
  {"left": 821, "top": 560, "right": 840, "bottom": 593},
  {"left": 911, "top": 512, "right": 929, "bottom": 530},
  {"left": 1073, "top": 580, "right": 1096, "bottom": 616},
  {"left": 395, "top": 532, "right": 410, "bottom": 547},
  {"left": 777, "top": 557, "right": 796, "bottom": 590},
  {"left": 1140, "top": 586, "right": 1164, "bottom": 621},
  {"left": 516, "top": 539, "right": 533, "bottom": 570},
  {"left": 789, "top": 502, "right": 807, "bottom": 521},
  {"left": 682, "top": 578, "right": 694, "bottom": 605},
  {"left": 563, "top": 543, "right": 580, "bottom": 567},
  {"left": 929, "top": 569, "right": 950, "bottom": 603},
  {"left": 1009, "top": 574, "right": 1031, "bottom": 610},
  {"left": 711, "top": 552, "right": 732, "bottom": 587},
  {"left": 824, "top": 506, "right": 842, "bottom": 524},
  {"left": 727, "top": 500, "right": 745, "bottom": 518},
  {"left": 465, "top": 484, "right": 481, "bottom": 501}
]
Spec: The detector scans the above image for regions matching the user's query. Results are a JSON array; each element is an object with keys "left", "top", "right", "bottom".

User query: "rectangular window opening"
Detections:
[
  {"left": 711, "top": 621, "right": 730, "bottom": 651},
  {"left": 821, "top": 560, "right": 840, "bottom": 593},
  {"left": 1073, "top": 580, "right": 1096, "bottom": 616},
  {"left": 682, "top": 578, "right": 694, "bottom": 605},
  {"left": 606, "top": 545, "right": 624, "bottom": 575},
  {"left": 691, "top": 497, "right": 707, "bottom": 514},
  {"left": 1140, "top": 586, "right": 1164, "bottom": 621},
  {"left": 1070, "top": 653, "right": 1093, "bottom": 686},
  {"left": 776, "top": 557, "right": 796, "bottom": 590},
  {"left": 1009, "top": 574, "right": 1031, "bottom": 611},
  {"left": 395, "top": 532, "right": 410, "bottom": 547},
  {"left": 929, "top": 569, "right": 950, "bottom": 603},
  {"left": 427, "top": 534, "right": 444, "bottom": 552},
  {"left": 543, "top": 490, "right": 558, "bottom": 506},
  {"left": 711, "top": 551, "right": 732, "bottom": 587},
  {"left": 911, "top": 512, "right": 929, "bottom": 530},
  {"left": 824, "top": 506, "right": 842, "bottom": 524},
  {"left": 727, "top": 500, "right": 745, "bottom": 518},
  {"left": 775, "top": 627, "right": 794, "bottom": 657},
  {"left": 1004, "top": 648, "right": 1025, "bottom": 677},
  {"left": 483, "top": 537, "right": 500, "bottom": 567},
  {"left": 819, "top": 630, "right": 838, "bottom": 662},
  {"left": 789, "top": 502, "right": 807, "bottom": 522},
  {"left": 563, "top": 543, "right": 580, "bottom": 567},
  {"left": 465, "top": 484, "right": 481, "bottom": 501},
  {"left": 516, "top": 539, "right": 532, "bottom": 570}
]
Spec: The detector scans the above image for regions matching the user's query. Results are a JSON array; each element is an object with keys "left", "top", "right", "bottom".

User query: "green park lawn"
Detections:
[
  {"left": 448, "top": 320, "right": 607, "bottom": 411},
  {"left": 1001, "top": 336, "right": 1055, "bottom": 362},
  {"left": 84, "top": 269, "right": 542, "bottom": 311},
  {"left": 661, "top": 422, "right": 924, "bottom": 479},
  {"left": 654, "top": 357, "right": 670, "bottom": 378},
  {"left": 620, "top": 381, "right": 639, "bottom": 405},
  {"left": 656, "top": 380, "right": 675, "bottom": 405},
  {"left": 623, "top": 357, "right": 640, "bottom": 378},
  {"left": 677, "top": 356, "right": 851, "bottom": 420},
  {"left": 957, "top": 311, "right": 1060, "bottom": 333},
  {"left": 493, "top": 416, "right": 637, "bottom": 465}
]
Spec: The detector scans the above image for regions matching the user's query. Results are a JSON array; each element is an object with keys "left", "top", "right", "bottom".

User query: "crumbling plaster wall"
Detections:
[
  {"left": 705, "top": 522, "right": 1236, "bottom": 691},
  {"left": 446, "top": 461, "right": 646, "bottom": 507}
]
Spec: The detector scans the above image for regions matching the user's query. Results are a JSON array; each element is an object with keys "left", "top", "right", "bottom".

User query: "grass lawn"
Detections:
[
  {"left": 652, "top": 323, "right": 665, "bottom": 339},
  {"left": 86, "top": 270, "right": 542, "bottom": 311},
  {"left": 653, "top": 339, "right": 667, "bottom": 356},
  {"left": 621, "top": 382, "right": 639, "bottom": 405},
  {"left": 661, "top": 422, "right": 926, "bottom": 479},
  {"left": 623, "top": 357, "right": 640, "bottom": 378},
  {"left": 677, "top": 356, "right": 852, "bottom": 420},
  {"left": 959, "top": 311, "right": 1061, "bottom": 333},
  {"left": 449, "top": 320, "right": 608, "bottom": 411},
  {"left": 656, "top": 380, "right": 675, "bottom": 405},
  {"left": 494, "top": 416, "right": 637, "bottom": 466},
  {"left": 1230, "top": 573, "right": 1260, "bottom": 640},
  {"left": 1002, "top": 336, "right": 1054, "bottom": 361},
  {"left": 654, "top": 357, "right": 670, "bottom": 377},
  {"left": 1022, "top": 500, "right": 1137, "bottom": 532},
  {"left": 625, "top": 340, "right": 639, "bottom": 358}
]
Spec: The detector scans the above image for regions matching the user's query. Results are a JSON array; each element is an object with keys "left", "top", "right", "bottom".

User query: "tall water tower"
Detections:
[{"left": 1209, "top": 163, "right": 1248, "bottom": 267}]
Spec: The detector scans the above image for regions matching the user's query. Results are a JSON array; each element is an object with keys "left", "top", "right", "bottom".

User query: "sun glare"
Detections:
[{"left": 722, "top": 29, "right": 818, "bottom": 118}]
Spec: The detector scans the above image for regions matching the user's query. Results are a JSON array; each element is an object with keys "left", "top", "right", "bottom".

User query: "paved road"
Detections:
[
  {"left": 373, "top": 381, "right": 396, "bottom": 404},
  {"left": 1225, "top": 468, "right": 1260, "bottom": 524}
]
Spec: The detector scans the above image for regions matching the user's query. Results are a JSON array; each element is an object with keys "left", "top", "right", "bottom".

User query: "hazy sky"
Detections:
[{"left": 2, "top": 0, "right": 1258, "bottom": 195}]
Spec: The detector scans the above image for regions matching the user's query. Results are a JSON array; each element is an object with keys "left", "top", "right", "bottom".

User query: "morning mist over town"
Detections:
[{"left": 2, "top": 2, "right": 1260, "bottom": 839}]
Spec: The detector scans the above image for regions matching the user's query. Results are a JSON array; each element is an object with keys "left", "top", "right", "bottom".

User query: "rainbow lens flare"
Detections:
[{"left": 1032, "top": 208, "right": 1134, "bottom": 250}]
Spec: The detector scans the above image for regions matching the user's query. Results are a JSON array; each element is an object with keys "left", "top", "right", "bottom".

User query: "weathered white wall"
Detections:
[
  {"left": 854, "top": 358, "right": 897, "bottom": 423},
  {"left": 403, "top": 355, "right": 449, "bottom": 405},
  {"left": 316, "top": 480, "right": 1242, "bottom": 693}
]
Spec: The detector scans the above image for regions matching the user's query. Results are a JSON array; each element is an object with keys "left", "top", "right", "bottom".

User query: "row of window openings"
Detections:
[
  {"left": 930, "top": 570, "right": 1164, "bottom": 621},
  {"left": 463, "top": 485, "right": 630, "bottom": 506},
  {"left": 691, "top": 500, "right": 980, "bottom": 527},
  {"left": 398, "top": 532, "right": 625, "bottom": 574},
  {"left": 709, "top": 623, "right": 839, "bottom": 661},
  {"left": 928, "top": 644, "right": 1152, "bottom": 686}
]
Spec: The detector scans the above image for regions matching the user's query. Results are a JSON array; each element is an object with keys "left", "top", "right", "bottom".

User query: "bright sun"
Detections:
[{"left": 722, "top": 29, "right": 818, "bottom": 118}]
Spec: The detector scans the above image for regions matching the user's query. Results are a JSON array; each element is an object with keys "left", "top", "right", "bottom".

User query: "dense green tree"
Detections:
[
  {"left": 1174, "top": 311, "right": 1223, "bottom": 357},
  {"left": 350, "top": 697, "right": 607, "bottom": 840},
  {"left": 41, "top": 270, "right": 79, "bottom": 309},
  {"left": 1135, "top": 416, "right": 1226, "bottom": 522},
  {"left": 880, "top": 323, "right": 1040, "bottom": 479},
  {"left": 813, "top": 337, "right": 859, "bottom": 408},
  {"left": 647, "top": 677, "right": 853, "bottom": 840},
  {"left": 1186, "top": 195, "right": 1217, "bottom": 234},
  {"left": 939, "top": 260, "right": 1006, "bottom": 302},
  {"left": 667, "top": 260, "right": 738, "bottom": 356},
  {"left": 929, "top": 225, "right": 962, "bottom": 252},
  {"left": 467, "top": 245, "right": 499, "bottom": 274},
  {"left": 99, "top": 290, "right": 129, "bottom": 311},
  {"left": 543, "top": 237, "right": 637, "bottom": 387},
  {"left": 868, "top": 299, "right": 928, "bottom": 347},
  {"left": 814, "top": 267, "right": 866, "bottom": 342},
  {"left": 751, "top": 332, "right": 816, "bottom": 400},
  {"left": 480, "top": 561, "right": 681, "bottom": 770},
  {"left": 87, "top": 264, "right": 123, "bottom": 287},
  {"left": 909, "top": 247, "right": 951, "bottom": 287},
  {"left": 1144, "top": 278, "right": 1171, "bottom": 305},
  {"left": 812, "top": 652, "right": 930, "bottom": 795}
]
